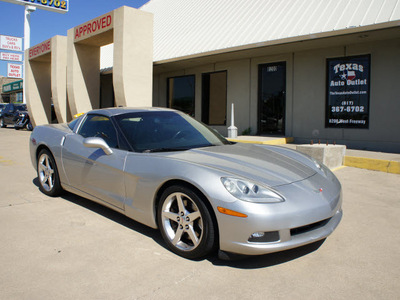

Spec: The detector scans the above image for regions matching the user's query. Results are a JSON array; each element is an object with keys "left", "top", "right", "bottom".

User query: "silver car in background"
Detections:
[{"left": 29, "top": 107, "right": 342, "bottom": 259}]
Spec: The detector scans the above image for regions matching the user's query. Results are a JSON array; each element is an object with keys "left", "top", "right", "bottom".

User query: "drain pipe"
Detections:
[{"left": 228, "top": 103, "right": 238, "bottom": 138}]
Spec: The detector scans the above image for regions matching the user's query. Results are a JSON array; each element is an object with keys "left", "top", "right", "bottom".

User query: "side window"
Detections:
[{"left": 78, "top": 115, "right": 119, "bottom": 148}]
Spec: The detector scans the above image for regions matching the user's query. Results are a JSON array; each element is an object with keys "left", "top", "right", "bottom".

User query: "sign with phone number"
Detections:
[
  {"left": 23, "top": 0, "right": 68, "bottom": 11},
  {"left": 1, "top": 0, "right": 69, "bottom": 13},
  {"left": 326, "top": 55, "right": 370, "bottom": 129}
]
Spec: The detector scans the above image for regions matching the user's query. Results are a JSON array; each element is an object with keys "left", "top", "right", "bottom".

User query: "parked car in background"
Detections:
[{"left": 0, "top": 103, "right": 33, "bottom": 130}]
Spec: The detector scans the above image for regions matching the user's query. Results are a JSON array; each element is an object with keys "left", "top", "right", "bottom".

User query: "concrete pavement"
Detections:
[{"left": 1, "top": 128, "right": 399, "bottom": 299}]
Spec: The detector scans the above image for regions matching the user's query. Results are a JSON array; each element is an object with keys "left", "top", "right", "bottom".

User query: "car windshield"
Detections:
[{"left": 115, "top": 111, "right": 230, "bottom": 152}]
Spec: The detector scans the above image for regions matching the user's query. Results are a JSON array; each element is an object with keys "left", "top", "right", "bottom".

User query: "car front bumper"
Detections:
[{"left": 219, "top": 208, "right": 342, "bottom": 255}]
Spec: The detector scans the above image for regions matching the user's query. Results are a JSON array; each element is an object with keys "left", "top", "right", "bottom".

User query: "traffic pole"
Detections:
[{"left": 23, "top": 5, "right": 36, "bottom": 104}]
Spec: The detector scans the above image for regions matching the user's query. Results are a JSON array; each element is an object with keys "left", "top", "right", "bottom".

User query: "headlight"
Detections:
[{"left": 221, "top": 177, "right": 285, "bottom": 203}]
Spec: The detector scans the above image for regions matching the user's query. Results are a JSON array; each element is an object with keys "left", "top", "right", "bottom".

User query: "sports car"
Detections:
[{"left": 29, "top": 107, "right": 342, "bottom": 259}]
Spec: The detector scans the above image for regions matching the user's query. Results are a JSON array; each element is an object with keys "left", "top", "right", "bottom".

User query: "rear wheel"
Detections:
[
  {"left": 37, "top": 149, "right": 63, "bottom": 197},
  {"left": 157, "top": 185, "right": 216, "bottom": 259}
]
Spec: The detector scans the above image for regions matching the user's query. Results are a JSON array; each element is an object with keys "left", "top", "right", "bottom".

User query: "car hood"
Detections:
[{"left": 168, "top": 143, "right": 317, "bottom": 187}]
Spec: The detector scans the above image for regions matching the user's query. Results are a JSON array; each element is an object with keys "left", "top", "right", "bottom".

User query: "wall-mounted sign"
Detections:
[
  {"left": 0, "top": 35, "right": 23, "bottom": 51},
  {"left": 326, "top": 55, "right": 370, "bottom": 129},
  {"left": 74, "top": 12, "right": 113, "bottom": 42},
  {"left": 1, "top": 0, "right": 68, "bottom": 13},
  {"left": 29, "top": 39, "right": 51, "bottom": 59},
  {"left": 0, "top": 52, "right": 23, "bottom": 61},
  {"left": 7, "top": 63, "right": 23, "bottom": 78},
  {"left": 2, "top": 80, "right": 23, "bottom": 93}
]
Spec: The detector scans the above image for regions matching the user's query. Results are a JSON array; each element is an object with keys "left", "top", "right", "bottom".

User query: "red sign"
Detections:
[
  {"left": 74, "top": 13, "right": 113, "bottom": 41},
  {"left": 0, "top": 52, "right": 23, "bottom": 62},
  {"left": 29, "top": 40, "right": 51, "bottom": 59},
  {"left": 0, "top": 35, "right": 22, "bottom": 51},
  {"left": 7, "top": 63, "right": 23, "bottom": 78}
]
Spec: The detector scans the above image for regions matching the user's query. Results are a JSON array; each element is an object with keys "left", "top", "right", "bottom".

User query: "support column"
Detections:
[
  {"left": 113, "top": 7, "right": 153, "bottom": 107},
  {"left": 67, "top": 28, "right": 101, "bottom": 116},
  {"left": 51, "top": 35, "right": 68, "bottom": 123}
]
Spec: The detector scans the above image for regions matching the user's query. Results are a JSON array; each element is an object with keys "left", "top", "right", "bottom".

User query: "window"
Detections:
[
  {"left": 258, "top": 62, "right": 286, "bottom": 135},
  {"left": 202, "top": 71, "right": 227, "bottom": 125},
  {"left": 16, "top": 92, "right": 23, "bottom": 103},
  {"left": 78, "top": 114, "right": 118, "bottom": 148},
  {"left": 167, "top": 75, "right": 195, "bottom": 117}
]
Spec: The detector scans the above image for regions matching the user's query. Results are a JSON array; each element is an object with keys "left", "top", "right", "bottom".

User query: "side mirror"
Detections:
[{"left": 83, "top": 137, "right": 113, "bottom": 155}]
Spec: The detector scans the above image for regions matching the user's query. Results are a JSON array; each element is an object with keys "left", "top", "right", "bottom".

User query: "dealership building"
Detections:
[{"left": 26, "top": 0, "right": 400, "bottom": 152}]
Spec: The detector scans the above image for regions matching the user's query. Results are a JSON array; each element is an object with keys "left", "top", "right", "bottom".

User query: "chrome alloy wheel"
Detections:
[
  {"left": 160, "top": 192, "right": 204, "bottom": 251},
  {"left": 38, "top": 153, "right": 55, "bottom": 192}
]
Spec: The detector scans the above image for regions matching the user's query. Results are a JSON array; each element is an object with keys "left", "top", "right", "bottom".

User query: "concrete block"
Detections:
[{"left": 296, "top": 144, "right": 346, "bottom": 169}]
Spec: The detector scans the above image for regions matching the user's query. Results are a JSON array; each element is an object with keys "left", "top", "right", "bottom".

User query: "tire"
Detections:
[
  {"left": 37, "top": 149, "right": 63, "bottom": 197},
  {"left": 27, "top": 122, "right": 33, "bottom": 131},
  {"left": 157, "top": 185, "right": 216, "bottom": 259},
  {"left": 0, "top": 118, "right": 6, "bottom": 128}
]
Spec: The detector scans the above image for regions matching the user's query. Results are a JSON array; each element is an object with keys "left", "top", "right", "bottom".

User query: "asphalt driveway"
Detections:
[{"left": 0, "top": 128, "right": 399, "bottom": 299}]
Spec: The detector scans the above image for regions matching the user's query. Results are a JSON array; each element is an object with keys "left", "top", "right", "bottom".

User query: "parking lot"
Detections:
[{"left": 0, "top": 127, "right": 399, "bottom": 300}]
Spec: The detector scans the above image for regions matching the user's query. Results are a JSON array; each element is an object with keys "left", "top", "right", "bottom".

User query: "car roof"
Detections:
[{"left": 86, "top": 107, "right": 178, "bottom": 118}]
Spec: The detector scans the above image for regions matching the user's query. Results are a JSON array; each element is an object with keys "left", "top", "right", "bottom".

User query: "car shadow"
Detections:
[
  {"left": 208, "top": 239, "right": 325, "bottom": 269},
  {"left": 32, "top": 177, "right": 164, "bottom": 246},
  {"left": 32, "top": 177, "right": 326, "bottom": 269}
]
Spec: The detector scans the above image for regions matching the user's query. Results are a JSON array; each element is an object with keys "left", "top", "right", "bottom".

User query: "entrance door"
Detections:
[{"left": 258, "top": 62, "right": 286, "bottom": 135}]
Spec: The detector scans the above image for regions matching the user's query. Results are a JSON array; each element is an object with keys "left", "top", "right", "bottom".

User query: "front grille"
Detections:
[{"left": 290, "top": 218, "right": 331, "bottom": 236}]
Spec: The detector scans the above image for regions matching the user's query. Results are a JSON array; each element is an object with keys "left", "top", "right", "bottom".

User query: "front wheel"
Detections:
[
  {"left": 157, "top": 185, "right": 216, "bottom": 259},
  {"left": 0, "top": 118, "right": 6, "bottom": 128},
  {"left": 27, "top": 122, "right": 33, "bottom": 131},
  {"left": 37, "top": 149, "right": 63, "bottom": 197}
]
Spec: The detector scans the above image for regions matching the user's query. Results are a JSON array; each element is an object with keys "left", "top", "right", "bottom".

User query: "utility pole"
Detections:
[{"left": 23, "top": 5, "right": 36, "bottom": 103}]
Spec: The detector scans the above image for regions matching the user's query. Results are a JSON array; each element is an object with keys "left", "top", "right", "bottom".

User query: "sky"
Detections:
[{"left": 0, "top": 0, "right": 150, "bottom": 77}]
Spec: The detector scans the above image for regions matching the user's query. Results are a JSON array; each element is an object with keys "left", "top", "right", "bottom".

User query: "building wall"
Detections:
[
  {"left": 292, "top": 39, "right": 400, "bottom": 151},
  {"left": 153, "top": 35, "right": 400, "bottom": 152}
]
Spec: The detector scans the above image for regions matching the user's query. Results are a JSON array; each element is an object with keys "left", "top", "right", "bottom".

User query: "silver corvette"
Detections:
[{"left": 29, "top": 107, "right": 342, "bottom": 259}]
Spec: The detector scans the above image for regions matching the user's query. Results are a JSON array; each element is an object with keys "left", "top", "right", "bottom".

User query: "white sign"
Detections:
[
  {"left": 7, "top": 63, "right": 23, "bottom": 78},
  {"left": 0, "top": 0, "right": 68, "bottom": 13},
  {"left": 0, "top": 35, "right": 23, "bottom": 51},
  {"left": 0, "top": 52, "right": 23, "bottom": 61}
]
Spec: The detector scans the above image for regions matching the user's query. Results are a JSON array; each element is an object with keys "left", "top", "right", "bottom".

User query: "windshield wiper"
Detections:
[{"left": 143, "top": 147, "right": 190, "bottom": 153}]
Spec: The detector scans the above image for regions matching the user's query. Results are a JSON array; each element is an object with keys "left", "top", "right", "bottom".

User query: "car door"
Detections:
[{"left": 61, "top": 114, "right": 127, "bottom": 210}]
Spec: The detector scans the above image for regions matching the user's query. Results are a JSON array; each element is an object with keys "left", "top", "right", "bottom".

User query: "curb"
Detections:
[
  {"left": 227, "top": 137, "right": 294, "bottom": 145},
  {"left": 344, "top": 156, "right": 400, "bottom": 175}
]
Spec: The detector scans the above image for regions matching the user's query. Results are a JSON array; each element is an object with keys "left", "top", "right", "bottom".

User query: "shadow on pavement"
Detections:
[
  {"left": 32, "top": 176, "right": 326, "bottom": 269},
  {"left": 208, "top": 239, "right": 325, "bottom": 269}
]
